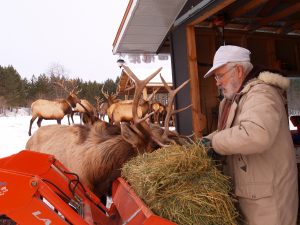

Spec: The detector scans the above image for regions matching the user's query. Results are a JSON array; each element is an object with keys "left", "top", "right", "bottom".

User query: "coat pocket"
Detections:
[
  {"left": 235, "top": 182, "right": 273, "bottom": 200},
  {"left": 234, "top": 154, "right": 274, "bottom": 200}
]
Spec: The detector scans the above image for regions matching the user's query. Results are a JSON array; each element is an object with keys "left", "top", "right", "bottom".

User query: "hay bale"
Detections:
[{"left": 121, "top": 142, "right": 238, "bottom": 225}]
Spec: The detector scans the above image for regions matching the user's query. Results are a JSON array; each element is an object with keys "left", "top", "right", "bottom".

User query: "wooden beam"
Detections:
[
  {"left": 259, "top": 2, "right": 300, "bottom": 25},
  {"left": 257, "top": 0, "right": 281, "bottom": 17},
  {"left": 189, "top": 0, "right": 236, "bottom": 26},
  {"left": 277, "top": 22, "right": 300, "bottom": 34},
  {"left": 231, "top": 0, "right": 268, "bottom": 18},
  {"left": 186, "top": 26, "right": 206, "bottom": 138},
  {"left": 248, "top": 2, "right": 300, "bottom": 31}
]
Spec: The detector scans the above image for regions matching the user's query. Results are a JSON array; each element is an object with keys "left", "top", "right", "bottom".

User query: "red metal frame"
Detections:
[
  {"left": 0, "top": 150, "right": 119, "bottom": 225},
  {"left": 112, "top": 178, "right": 176, "bottom": 225},
  {"left": 0, "top": 150, "right": 176, "bottom": 225}
]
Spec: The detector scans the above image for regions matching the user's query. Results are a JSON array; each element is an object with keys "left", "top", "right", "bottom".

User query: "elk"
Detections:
[
  {"left": 101, "top": 84, "right": 121, "bottom": 122},
  {"left": 98, "top": 102, "right": 108, "bottom": 121},
  {"left": 107, "top": 87, "right": 159, "bottom": 124},
  {"left": 28, "top": 81, "right": 81, "bottom": 136},
  {"left": 94, "top": 96, "right": 103, "bottom": 115},
  {"left": 150, "top": 101, "right": 165, "bottom": 125},
  {"left": 101, "top": 82, "right": 135, "bottom": 123},
  {"left": 25, "top": 65, "right": 191, "bottom": 200},
  {"left": 94, "top": 96, "right": 107, "bottom": 121},
  {"left": 101, "top": 84, "right": 120, "bottom": 106},
  {"left": 71, "top": 99, "right": 98, "bottom": 124}
]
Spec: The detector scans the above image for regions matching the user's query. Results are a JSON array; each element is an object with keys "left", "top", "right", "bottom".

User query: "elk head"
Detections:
[
  {"left": 54, "top": 80, "right": 82, "bottom": 107},
  {"left": 101, "top": 84, "right": 119, "bottom": 106}
]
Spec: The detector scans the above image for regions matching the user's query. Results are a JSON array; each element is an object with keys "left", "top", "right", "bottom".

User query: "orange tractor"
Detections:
[{"left": 0, "top": 150, "right": 176, "bottom": 225}]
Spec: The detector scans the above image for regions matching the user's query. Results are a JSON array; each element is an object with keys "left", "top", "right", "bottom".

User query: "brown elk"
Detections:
[
  {"left": 107, "top": 87, "right": 159, "bottom": 124},
  {"left": 100, "top": 84, "right": 121, "bottom": 122},
  {"left": 101, "top": 84, "right": 120, "bottom": 106},
  {"left": 101, "top": 82, "right": 135, "bottom": 123},
  {"left": 94, "top": 96, "right": 107, "bottom": 121},
  {"left": 150, "top": 101, "right": 165, "bottom": 125},
  {"left": 25, "top": 65, "right": 190, "bottom": 200},
  {"left": 71, "top": 99, "right": 98, "bottom": 124},
  {"left": 28, "top": 81, "right": 81, "bottom": 136},
  {"left": 98, "top": 102, "right": 108, "bottom": 121},
  {"left": 94, "top": 96, "right": 103, "bottom": 114}
]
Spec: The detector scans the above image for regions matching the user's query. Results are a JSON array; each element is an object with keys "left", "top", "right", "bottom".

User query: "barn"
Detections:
[
  {"left": 112, "top": 0, "right": 300, "bottom": 223},
  {"left": 112, "top": 0, "right": 300, "bottom": 138}
]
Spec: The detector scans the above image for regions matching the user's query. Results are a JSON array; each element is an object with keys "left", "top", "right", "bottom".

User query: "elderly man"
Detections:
[{"left": 204, "top": 45, "right": 298, "bottom": 225}]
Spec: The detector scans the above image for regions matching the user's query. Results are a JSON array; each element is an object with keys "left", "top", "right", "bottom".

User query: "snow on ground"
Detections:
[
  {"left": 0, "top": 107, "right": 81, "bottom": 158},
  {"left": 0, "top": 107, "right": 175, "bottom": 158}
]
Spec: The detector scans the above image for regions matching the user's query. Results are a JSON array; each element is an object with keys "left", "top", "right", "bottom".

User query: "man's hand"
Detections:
[
  {"left": 201, "top": 138, "right": 212, "bottom": 149},
  {"left": 201, "top": 138, "right": 221, "bottom": 160}
]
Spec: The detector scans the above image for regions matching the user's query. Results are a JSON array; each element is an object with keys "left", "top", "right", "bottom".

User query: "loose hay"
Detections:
[{"left": 121, "top": 142, "right": 238, "bottom": 225}]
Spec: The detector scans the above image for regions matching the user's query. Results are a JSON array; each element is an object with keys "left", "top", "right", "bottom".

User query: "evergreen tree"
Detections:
[
  {"left": 103, "top": 78, "right": 118, "bottom": 95},
  {"left": 0, "top": 65, "right": 25, "bottom": 108},
  {"left": 0, "top": 64, "right": 121, "bottom": 109}
]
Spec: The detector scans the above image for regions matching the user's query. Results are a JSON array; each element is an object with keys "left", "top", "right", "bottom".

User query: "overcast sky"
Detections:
[{"left": 0, "top": 0, "right": 171, "bottom": 83}]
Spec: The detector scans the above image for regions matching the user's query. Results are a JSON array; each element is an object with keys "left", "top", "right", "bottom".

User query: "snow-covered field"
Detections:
[{"left": 0, "top": 108, "right": 81, "bottom": 158}]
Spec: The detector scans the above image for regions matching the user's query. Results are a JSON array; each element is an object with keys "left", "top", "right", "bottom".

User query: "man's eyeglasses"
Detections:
[{"left": 214, "top": 66, "right": 236, "bottom": 82}]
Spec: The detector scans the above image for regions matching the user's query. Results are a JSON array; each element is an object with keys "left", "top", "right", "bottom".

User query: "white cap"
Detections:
[{"left": 204, "top": 45, "right": 251, "bottom": 78}]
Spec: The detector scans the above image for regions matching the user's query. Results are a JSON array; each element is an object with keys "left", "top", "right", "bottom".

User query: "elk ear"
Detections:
[{"left": 121, "top": 123, "right": 141, "bottom": 148}]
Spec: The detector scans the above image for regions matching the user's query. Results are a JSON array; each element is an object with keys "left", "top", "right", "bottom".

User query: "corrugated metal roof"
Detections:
[{"left": 112, "top": 0, "right": 188, "bottom": 54}]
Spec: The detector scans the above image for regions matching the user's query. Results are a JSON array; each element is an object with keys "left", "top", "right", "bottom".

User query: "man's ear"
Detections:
[{"left": 236, "top": 64, "right": 244, "bottom": 79}]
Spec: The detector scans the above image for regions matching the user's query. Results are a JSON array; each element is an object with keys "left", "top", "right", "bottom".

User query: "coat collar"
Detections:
[
  {"left": 219, "top": 68, "right": 289, "bottom": 129},
  {"left": 221, "top": 71, "right": 289, "bottom": 129},
  {"left": 240, "top": 71, "right": 289, "bottom": 95}
]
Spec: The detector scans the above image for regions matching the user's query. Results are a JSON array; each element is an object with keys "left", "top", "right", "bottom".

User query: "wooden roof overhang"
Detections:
[
  {"left": 112, "top": 0, "right": 188, "bottom": 54},
  {"left": 113, "top": 0, "right": 300, "bottom": 137}
]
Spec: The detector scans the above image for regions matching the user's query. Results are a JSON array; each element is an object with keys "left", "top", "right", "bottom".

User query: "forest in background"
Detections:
[{"left": 0, "top": 65, "right": 119, "bottom": 113}]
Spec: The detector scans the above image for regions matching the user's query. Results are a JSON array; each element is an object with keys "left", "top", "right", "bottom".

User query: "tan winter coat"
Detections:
[{"left": 207, "top": 71, "right": 298, "bottom": 225}]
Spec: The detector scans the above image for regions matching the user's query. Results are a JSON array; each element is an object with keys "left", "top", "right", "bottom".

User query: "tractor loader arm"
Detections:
[
  {"left": 0, "top": 150, "right": 120, "bottom": 225},
  {"left": 0, "top": 150, "right": 176, "bottom": 225}
]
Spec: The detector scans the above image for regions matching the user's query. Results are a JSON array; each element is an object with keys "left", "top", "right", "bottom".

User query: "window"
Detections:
[{"left": 287, "top": 77, "right": 300, "bottom": 130}]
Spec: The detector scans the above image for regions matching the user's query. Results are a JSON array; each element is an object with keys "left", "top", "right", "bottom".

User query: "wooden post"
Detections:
[
  {"left": 184, "top": 0, "right": 236, "bottom": 138},
  {"left": 186, "top": 26, "right": 205, "bottom": 138},
  {"left": 266, "top": 39, "right": 277, "bottom": 68}
]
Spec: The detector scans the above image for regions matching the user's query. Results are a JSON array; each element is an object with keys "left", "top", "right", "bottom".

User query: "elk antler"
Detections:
[
  {"left": 122, "top": 65, "right": 162, "bottom": 124},
  {"left": 53, "top": 80, "right": 69, "bottom": 93},
  {"left": 101, "top": 84, "right": 119, "bottom": 104},
  {"left": 145, "top": 87, "right": 160, "bottom": 102},
  {"left": 72, "top": 86, "right": 82, "bottom": 95},
  {"left": 101, "top": 84, "right": 109, "bottom": 99},
  {"left": 69, "top": 80, "right": 82, "bottom": 94},
  {"left": 54, "top": 80, "right": 82, "bottom": 95},
  {"left": 160, "top": 74, "right": 191, "bottom": 138},
  {"left": 94, "top": 96, "right": 104, "bottom": 110},
  {"left": 94, "top": 96, "right": 104, "bottom": 104},
  {"left": 121, "top": 65, "right": 170, "bottom": 147},
  {"left": 112, "top": 86, "right": 120, "bottom": 99}
]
